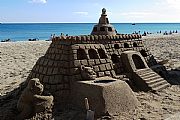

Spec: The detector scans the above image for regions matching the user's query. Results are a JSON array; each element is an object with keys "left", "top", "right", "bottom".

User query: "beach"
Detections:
[
  {"left": 0, "top": 34, "right": 180, "bottom": 120},
  {"left": 0, "top": 41, "right": 51, "bottom": 96}
]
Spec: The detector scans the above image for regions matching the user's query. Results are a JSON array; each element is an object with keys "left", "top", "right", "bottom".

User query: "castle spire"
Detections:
[
  {"left": 102, "top": 8, "right": 106, "bottom": 15},
  {"left": 91, "top": 8, "right": 117, "bottom": 35},
  {"left": 98, "top": 8, "right": 109, "bottom": 24}
]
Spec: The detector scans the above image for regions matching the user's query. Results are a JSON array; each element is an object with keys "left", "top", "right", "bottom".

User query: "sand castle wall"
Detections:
[{"left": 27, "top": 34, "right": 161, "bottom": 103}]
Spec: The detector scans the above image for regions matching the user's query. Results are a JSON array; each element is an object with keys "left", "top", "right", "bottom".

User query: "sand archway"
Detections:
[{"left": 132, "top": 54, "right": 146, "bottom": 69}]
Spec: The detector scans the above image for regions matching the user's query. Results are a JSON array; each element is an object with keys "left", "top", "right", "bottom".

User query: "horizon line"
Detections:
[{"left": 1, "top": 22, "right": 180, "bottom": 24}]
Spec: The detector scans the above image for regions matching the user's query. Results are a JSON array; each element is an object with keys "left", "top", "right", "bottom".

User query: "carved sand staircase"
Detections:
[{"left": 134, "top": 68, "right": 170, "bottom": 91}]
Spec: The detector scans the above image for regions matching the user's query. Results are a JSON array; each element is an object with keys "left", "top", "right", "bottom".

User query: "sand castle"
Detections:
[{"left": 24, "top": 8, "right": 170, "bottom": 117}]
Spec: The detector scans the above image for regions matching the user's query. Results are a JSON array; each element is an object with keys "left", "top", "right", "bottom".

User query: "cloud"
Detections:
[
  {"left": 112, "top": 0, "right": 180, "bottom": 22},
  {"left": 152, "top": 0, "right": 180, "bottom": 21},
  {"left": 29, "top": 0, "right": 47, "bottom": 4},
  {"left": 120, "top": 11, "right": 154, "bottom": 18},
  {"left": 156, "top": 0, "right": 180, "bottom": 11},
  {"left": 166, "top": 0, "right": 180, "bottom": 10},
  {"left": 73, "top": 12, "right": 89, "bottom": 16},
  {"left": 93, "top": 3, "right": 103, "bottom": 8},
  {"left": 111, "top": 11, "right": 156, "bottom": 22}
]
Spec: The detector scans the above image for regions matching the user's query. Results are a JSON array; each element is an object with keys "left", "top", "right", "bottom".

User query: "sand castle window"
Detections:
[
  {"left": 140, "top": 50, "right": 148, "bottom": 57},
  {"left": 114, "top": 44, "right": 120, "bottom": 49},
  {"left": 77, "top": 49, "right": 87, "bottom": 60},
  {"left": 98, "top": 49, "right": 107, "bottom": 59},
  {"left": 108, "top": 27, "right": 112, "bottom": 31},
  {"left": 88, "top": 49, "right": 99, "bottom": 59},
  {"left": 132, "top": 54, "right": 146, "bottom": 69},
  {"left": 100, "top": 27, "right": 105, "bottom": 31},
  {"left": 133, "top": 42, "right": 138, "bottom": 47},
  {"left": 93, "top": 27, "right": 97, "bottom": 32},
  {"left": 106, "top": 18, "right": 109, "bottom": 24},
  {"left": 124, "top": 43, "right": 129, "bottom": 48},
  {"left": 111, "top": 54, "right": 119, "bottom": 63}
]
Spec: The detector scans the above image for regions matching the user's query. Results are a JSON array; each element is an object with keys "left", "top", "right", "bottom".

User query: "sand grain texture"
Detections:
[{"left": 0, "top": 41, "right": 50, "bottom": 96}]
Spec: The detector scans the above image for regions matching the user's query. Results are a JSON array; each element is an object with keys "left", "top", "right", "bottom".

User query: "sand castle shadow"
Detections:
[
  {"left": 0, "top": 73, "right": 57, "bottom": 120},
  {"left": 166, "top": 70, "right": 180, "bottom": 85},
  {"left": 0, "top": 82, "right": 25, "bottom": 120}
]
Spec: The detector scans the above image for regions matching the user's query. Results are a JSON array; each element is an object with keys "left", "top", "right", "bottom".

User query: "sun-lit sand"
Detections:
[
  {"left": 0, "top": 41, "right": 51, "bottom": 96},
  {"left": 0, "top": 34, "right": 180, "bottom": 120}
]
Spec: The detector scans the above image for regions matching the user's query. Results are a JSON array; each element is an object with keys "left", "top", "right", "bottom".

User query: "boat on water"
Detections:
[{"left": 132, "top": 23, "right": 135, "bottom": 25}]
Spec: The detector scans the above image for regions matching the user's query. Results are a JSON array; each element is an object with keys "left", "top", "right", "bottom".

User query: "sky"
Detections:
[{"left": 0, "top": 0, "right": 180, "bottom": 23}]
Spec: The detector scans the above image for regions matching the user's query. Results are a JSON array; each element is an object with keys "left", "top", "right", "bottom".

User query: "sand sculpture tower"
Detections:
[{"left": 91, "top": 8, "right": 117, "bottom": 35}]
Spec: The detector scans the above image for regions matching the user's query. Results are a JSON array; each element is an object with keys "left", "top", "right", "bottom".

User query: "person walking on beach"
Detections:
[
  {"left": 49, "top": 34, "right": 53, "bottom": 41},
  {"left": 49, "top": 34, "right": 55, "bottom": 41}
]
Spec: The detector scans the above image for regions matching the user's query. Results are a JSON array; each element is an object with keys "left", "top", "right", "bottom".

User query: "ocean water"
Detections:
[{"left": 0, "top": 23, "right": 180, "bottom": 41}]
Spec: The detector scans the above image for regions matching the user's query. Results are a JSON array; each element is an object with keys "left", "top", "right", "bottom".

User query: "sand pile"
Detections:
[{"left": 0, "top": 34, "right": 180, "bottom": 120}]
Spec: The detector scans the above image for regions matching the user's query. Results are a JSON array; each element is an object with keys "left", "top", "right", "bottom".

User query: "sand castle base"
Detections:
[{"left": 71, "top": 77, "right": 139, "bottom": 116}]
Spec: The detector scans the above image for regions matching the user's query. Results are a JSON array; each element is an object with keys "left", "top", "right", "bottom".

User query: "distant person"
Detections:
[
  {"left": 164, "top": 31, "right": 168, "bottom": 35},
  {"left": 142, "top": 31, "right": 146, "bottom": 36},
  {"left": 49, "top": 34, "right": 53, "bottom": 41},
  {"left": 169, "top": 31, "right": 172, "bottom": 35},
  {"left": 60, "top": 33, "right": 64, "bottom": 36}
]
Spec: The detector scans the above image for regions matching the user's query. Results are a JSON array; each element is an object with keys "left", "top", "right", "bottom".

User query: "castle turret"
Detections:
[{"left": 91, "top": 8, "right": 117, "bottom": 35}]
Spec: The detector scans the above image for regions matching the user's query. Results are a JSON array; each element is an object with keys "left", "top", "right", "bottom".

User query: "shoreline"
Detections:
[
  {"left": 143, "top": 33, "right": 180, "bottom": 39},
  {"left": 0, "top": 39, "right": 50, "bottom": 43},
  {"left": 1, "top": 33, "right": 180, "bottom": 43},
  {"left": 0, "top": 40, "right": 51, "bottom": 43}
]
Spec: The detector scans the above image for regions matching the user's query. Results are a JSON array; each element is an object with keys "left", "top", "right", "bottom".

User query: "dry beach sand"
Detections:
[
  {"left": 0, "top": 41, "right": 50, "bottom": 96},
  {"left": 0, "top": 34, "right": 180, "bottom": 120}
]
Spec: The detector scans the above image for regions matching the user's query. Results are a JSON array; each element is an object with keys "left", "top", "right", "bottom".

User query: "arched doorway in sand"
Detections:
[{"left": 132, "top": 54, "right": 146, "bottom": 69}]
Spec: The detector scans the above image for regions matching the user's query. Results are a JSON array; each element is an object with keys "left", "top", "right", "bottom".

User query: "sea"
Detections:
[{"left": 0, "top": 23, "right": 180, "bottom": 42}]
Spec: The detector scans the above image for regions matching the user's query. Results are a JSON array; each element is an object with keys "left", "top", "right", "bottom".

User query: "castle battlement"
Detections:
[{"left": 52, "top": 34, "right": 142, "bottom": 44}]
